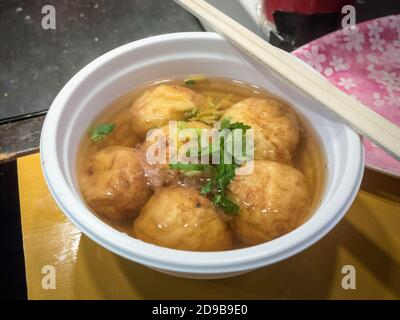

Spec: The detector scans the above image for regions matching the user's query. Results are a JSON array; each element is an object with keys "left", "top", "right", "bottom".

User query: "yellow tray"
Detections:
[{"left": 18, "top": 153, "right": 400, "bottom": 299}]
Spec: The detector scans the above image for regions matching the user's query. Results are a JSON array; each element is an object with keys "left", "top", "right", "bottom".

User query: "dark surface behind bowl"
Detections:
[{"left": 0, "top": 0, "right": 203, "bottom": 122}]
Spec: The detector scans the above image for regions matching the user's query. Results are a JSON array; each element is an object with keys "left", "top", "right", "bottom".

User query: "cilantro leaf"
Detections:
[
  {"left": 184, "top": 79, "right": 196, "bottom": 86},
  {"left": 228, "top": 122, "right": 250, "bottom": 131},
  {"left": 169, "top": 163, "right": 209, "bottom": 171},
  {"left": 215, "top": 163, "right": 236, "bottom": 192},
  {"left": 200, "top": 180, "right": 213, "bottom": 195},
  {"left": 221, "top": 118, "right": 250, "bottom": 131},
  {"left": 220, "top": 118, "right": 232, "bottom": 130},
  {"left": 199, "top": 141, "right": 220, "bottom": 156},
  {"left": 184, "top": 76, "right": 208, "bottom": 86},
  {"left": 168, "top": 120, "right": 251, "bottom": 215},
  {"left": 89, "top": 123, "right": 115, "bottom": 142},
  {"left": 212, "top": 194, "right": 240, "bottom": 214}
]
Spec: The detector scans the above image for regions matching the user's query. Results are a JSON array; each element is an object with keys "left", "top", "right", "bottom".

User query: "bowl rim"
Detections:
[{"left": 40, "top": 32, "right": 365, "bottom": 274}]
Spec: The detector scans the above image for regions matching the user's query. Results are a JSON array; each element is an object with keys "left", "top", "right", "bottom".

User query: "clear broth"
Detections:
[{"left": 76, "top": 77, "right": 327, "bottom": 248}]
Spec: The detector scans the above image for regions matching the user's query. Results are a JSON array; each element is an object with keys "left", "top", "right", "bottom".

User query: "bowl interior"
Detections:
[{"left": 41, "top": 32, "right": 364, "bottom": 275}]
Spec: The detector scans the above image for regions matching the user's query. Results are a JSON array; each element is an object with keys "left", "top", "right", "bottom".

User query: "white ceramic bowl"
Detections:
[{"left": 40, "top": 32, "right": 364, "bottom": 279}]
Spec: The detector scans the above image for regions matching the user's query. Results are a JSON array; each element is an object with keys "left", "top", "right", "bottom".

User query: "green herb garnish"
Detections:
[
  {"left": 169, "top": 163, "right": 209, "bottom": 171},
  {"left": 89, "top": 123, "right": 115, "bottom": 141},
  {"left": 184, "top": 75, "right": 208, "bottom": 86},
  {"left": 220, "top": 119, "right": 250, "bottom": 131},
  {"left": 169, "top": 120, "right": 251, "bottom": 215},
  {"left": 200, "top": 119, "right": 251, "bottom": 214},
  {"left": 169, "top": 163, "right": 212, "bottom": 177},
  {"left": 200, "top": 180, "right": 213, "bottom": 195},
  {"left": 184, "top": 79, "right": 196, "bottom": 86},
  {"left": 212, "top": 194, "right": 240, "bottom": 214}
]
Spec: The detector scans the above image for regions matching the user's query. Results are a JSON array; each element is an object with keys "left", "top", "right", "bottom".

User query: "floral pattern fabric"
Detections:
[{"left": 293, "top": 15, "right": 400, "bottom": 177}]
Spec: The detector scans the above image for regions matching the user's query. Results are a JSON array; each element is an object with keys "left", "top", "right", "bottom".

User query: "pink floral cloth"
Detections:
[{"left": 293, "top": 15, "right": 400, "bottom": 177}]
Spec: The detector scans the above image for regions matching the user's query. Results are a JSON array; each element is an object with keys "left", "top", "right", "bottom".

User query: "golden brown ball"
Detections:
[
  {"left": 80, "top": 146, "right": 152, "bottom": 220},
  {"left": 138, "top": 121, "right": 211, "bottom": 189},
  {"left": 228, "top": 160, "right": 310, "bottom": 245},
  {"left": 130, "top": 84, "right": 205, "bottom": 138},
  {"left": 221, "top": 97, "right": 301, "bottom": 163},
  {"left": 133, "top": 186, "right": 233, "bottom": 251}
]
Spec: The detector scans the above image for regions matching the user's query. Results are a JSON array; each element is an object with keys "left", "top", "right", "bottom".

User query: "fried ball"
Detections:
[
  {"left": 133, "top": 186, "right": 233, "bottom": 251},
  {"left": 80, "top": 146, "right": 152, "bottom": 220},
  {"left": 221, "top": 97, "right": 301, "bottom": 163},
  {"left": 86, "top": 123, "right": 140, "bottom": 153},
  {"left": 139, "top": 121, "right": 211, "bottom": 189},
  {"left": 228, "top": 160, "right": 310, "bottom": 245},
  {"left": 130, "top": 84, "right": 205, "bottom": 137},
  {"left": 143, "top": 121, "right": 210, "bottom": 163}
]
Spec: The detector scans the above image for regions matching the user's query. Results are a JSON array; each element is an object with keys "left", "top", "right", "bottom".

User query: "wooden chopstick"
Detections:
[{"left": 175, "top": 0, "right": 400, "bottom": 161}]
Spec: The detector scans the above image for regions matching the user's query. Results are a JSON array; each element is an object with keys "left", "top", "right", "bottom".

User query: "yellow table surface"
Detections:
[{"left": 18, "top": 153, "right": 400, "bottom": 300}]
